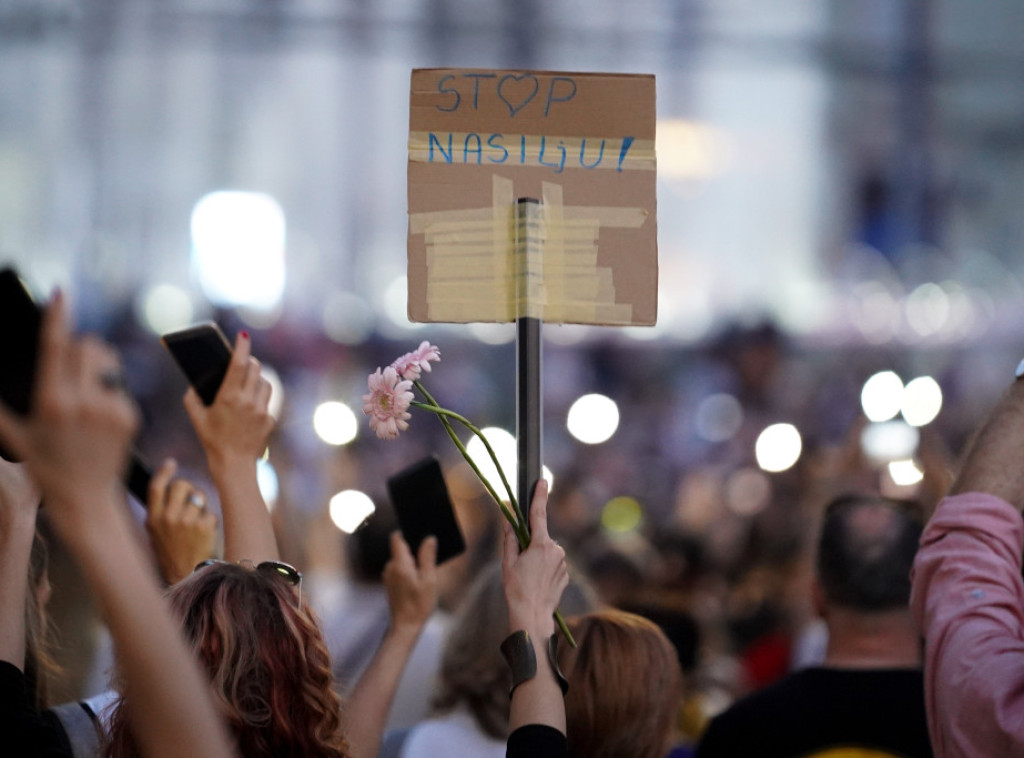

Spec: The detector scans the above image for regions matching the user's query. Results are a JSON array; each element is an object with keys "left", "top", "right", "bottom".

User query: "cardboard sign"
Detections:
[{"left": 407, "top": 68, "right": 657, "bottom": 326}]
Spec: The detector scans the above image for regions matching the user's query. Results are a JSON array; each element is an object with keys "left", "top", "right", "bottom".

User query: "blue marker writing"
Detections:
[
  {"left": 436, "top": 75, "right": 460, "bottom": 113},
  {"left": 487, "top": 134, "right": 509, "bottom": 164},
  {"left": 579, "top": 138, "right": 606, "bottom": 169},
  {"left": 544, "top": 77, "right": 577, "bottom": 117},
  {"left": 463, "top": 133, "right": 483, "bottom": 164},
  {"left": 463, "top": 73, "right": 497, "bottom": 109},
  {"left": 429, "top": 133, "right": 453, "bottom": 163},
  {"left": 617, "top": 136, "right": 634, "bottom": 172}
]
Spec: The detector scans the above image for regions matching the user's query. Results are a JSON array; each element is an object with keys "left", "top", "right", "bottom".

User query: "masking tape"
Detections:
[{"left": 413, "top": 177, "right": 646, "bottom": 324}]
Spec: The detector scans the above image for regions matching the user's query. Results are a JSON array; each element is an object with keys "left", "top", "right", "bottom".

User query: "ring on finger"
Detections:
[{"left": 186, "top": 492, "right": 207, "bottom": 510}]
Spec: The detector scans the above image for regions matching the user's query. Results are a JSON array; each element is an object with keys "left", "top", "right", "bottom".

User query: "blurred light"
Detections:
[
  {"left": 861, "top": 371, "right": 904, "bottom": 422},
  {"left": 566, "top": 394, "right": 620, "bottom": 444},
  {"left": 383, "top": 276, "right": 425, "bottom": 331},
  {"left": 542, "top": 466, "right": 554, "bottom": 495},
  {"left": 313, "top": 401, "right": 358, "bottom": 446},
  {"left": 329, "top": 489, "right": 376, "bottom": 533},
  {"left": 622, "top": 325, "right": 662, "bottom": 342},
  {"left": 657, "top": 119, "right": 731, "bottom": 180},
  {"left": 468, "top": 322, "right": 516, "bottom": 344},
  {"left": 695, "top": 393, "right": 743, "bottom": 443},
  {"left": 323, "top": 292, "right": 374, "bottom": 345},
  {"left": 860, "top": 421, "right": 920, "bottom": 462},
  {"left": 138, "top": 284, "right": 194, "bottom": 335},
  {"left": 256, "top": 459, "right": 279, "bottom": 511},
  {"left": 906, "top": 283, "right": 950, "bottom": 337},
  {"left": 755, "top": 423, "right": 802, "bottom": 473},
  {"left": 944, "top": 282, "right": 977, "bottom": 338},
  {"left": 601, "top": 496, "right": 644, "bottom": 533},
  {"left": 850, "top": 282, "right": 899, "bottom": 344},
  {"left": 545, "top": 324, "right": 591, "bottom": 345},
  {"left": 901, "top": 376, "right": 942, "bottom": 427},
  {"left": 261, "top": 364, "right": 285, "bottom": 420},
  {"left": 466, "top": 427, "right": 518, "bottom": 501},
  {"left": 191, "top": 191, "right": 286, "bottom": 311},
  {"left": 237, "top": 303, "right": 282, "bottom": 330},
  {"left": 888, "top": 459, "right": 924, "bottom": 486},
  {"left": 725, "top": 467, "right": 771, "bottom": 516}
]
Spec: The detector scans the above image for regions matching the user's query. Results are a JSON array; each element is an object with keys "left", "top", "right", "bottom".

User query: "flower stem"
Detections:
[
  {"left": 410, "top": 393, "right": 523, "bottom": 524},
  {"left": 410, "top": 391, "right": 575, "bottom": 647},
  {"left": 412, "top": 385, "right": 522, "bottom": 522},
  {"left": 410, "top": 399, "right": 528, "bottom": 549}
]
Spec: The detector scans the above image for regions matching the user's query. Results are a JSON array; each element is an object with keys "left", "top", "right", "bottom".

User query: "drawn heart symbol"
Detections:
[{"left": 497, "top": 74, "right": 539, "bottom": 117}]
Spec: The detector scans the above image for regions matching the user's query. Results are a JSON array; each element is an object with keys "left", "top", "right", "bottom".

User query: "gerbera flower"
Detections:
[
  {"left": 362, "top": 366, "right": 414, "bottom": 440},
  {"left": 391, "top": 341, "right": 441, "bottom": 381}
]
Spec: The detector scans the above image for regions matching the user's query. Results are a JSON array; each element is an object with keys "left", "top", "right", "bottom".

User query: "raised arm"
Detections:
[
  {"left": 145, "top": 457, "right": 218, "bottom": 585},
  {"left": 343, "top": 532, "right": 437, "bottom": 758},
  {"left": 183, "top": 332, "right": 277, "bottom": 562},
  {"left": 0, "top": 293, "right": 236, "bottom": 758},
  {"left": 948, "top": 378, "right": 1024, "bottom": 504},
  {"left": 911, "top": 375, "right": 1024, "bottom": 757},
  {"left": 501, "top": 481, "right": 569, "bottom": 744}
]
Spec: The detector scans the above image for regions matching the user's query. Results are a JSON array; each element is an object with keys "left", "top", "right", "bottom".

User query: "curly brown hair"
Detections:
[{"left": 106, "top": 562, "right": 349, "bottom": 757}]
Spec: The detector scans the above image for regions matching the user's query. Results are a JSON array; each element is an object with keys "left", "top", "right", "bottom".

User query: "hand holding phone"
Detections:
[
  {"left": 386, "top": 456, "right": 466, "bottom": 566},
  {"left": 0, "top": 266, "right": 153, "bottom": 503},
  {"left": 161, "top": 322, "right": 233, "bottom": 406}
]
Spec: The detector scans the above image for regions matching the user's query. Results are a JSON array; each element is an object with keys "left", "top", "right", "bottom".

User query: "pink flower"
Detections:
[
  {"left": 391, "top": 341, "right": 441, "bottom": 381},
  {"left": 362, "top": 366, "right": 414, "bottom": 440}
]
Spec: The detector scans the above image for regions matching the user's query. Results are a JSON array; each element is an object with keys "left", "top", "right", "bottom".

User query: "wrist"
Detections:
[
  {"left": 508, "top": 608, "right": 556, "bottom": 639},
  {"left": 500, "top": 629, "right": 569, "bottom": 697},
  {"left": 383, "top": 618, "right": 425, "bottom": 650},
  {"left": 207, "top": 450, "right": 259, "bottom": 476}
]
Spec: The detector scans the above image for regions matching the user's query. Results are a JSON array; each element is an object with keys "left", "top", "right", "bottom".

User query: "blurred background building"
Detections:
[{"left": 3, "top": 0, "right": 1024, "bottom": 711}]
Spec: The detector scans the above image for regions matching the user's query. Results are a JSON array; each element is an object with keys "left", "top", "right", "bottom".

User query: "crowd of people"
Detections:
[{"left": 5, "top": 288, "right": 1024, "bottom": 757}]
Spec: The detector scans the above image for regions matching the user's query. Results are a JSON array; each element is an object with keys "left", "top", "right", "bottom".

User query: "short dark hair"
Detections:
[{"left": 816, "top": 494, "right": 924, "bottom": 612}]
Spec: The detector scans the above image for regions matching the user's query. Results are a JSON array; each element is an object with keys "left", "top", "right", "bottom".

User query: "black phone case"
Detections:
[
  {"left": 386, "top": 456, "right": 466, "bottom": 565},
  {"left": 161, "top": 323, "right": 233, "bottom": 406}
]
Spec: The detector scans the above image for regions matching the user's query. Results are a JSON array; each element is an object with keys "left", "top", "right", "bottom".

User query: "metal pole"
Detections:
[{"left": 515, "top": 197, "right": 542, "bottom": 530}]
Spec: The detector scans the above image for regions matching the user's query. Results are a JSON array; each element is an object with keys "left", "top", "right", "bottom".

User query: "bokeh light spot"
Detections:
[
  {"left": 329, "top": 490, "right": 376, "bottom": 533},
  {"left": 567, "top": 394, "right": 620, "bottom": 444},
  {"left": 755, "top": 423, "right": 802, "bottom": 473}
]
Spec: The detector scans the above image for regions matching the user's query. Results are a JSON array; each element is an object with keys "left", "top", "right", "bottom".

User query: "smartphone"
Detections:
[
  {"left": 0, "top": 268, "right": 42, "bottom": 428},
  {"left": 386, "top": 456, "right": 466, "bottom": 565},
  {"left": 161, "top": 322, "right": 233, "bottom": 406},
  {"left": 0, "top": 266, "right": 153, "bottom": 503}
]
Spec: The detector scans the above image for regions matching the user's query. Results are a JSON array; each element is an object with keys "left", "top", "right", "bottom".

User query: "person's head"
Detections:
[
  {"left": 431, "top": 563, "right": 510, "bottom": 739},
  {"left": 815, "top": 494, "right": 924, "bottom": 614},
  {"left": 107, "top": 561, "right": 348, "bottom": 758},
  {"left": 558, "top": 609, "right": 683, "bottom": 758}
]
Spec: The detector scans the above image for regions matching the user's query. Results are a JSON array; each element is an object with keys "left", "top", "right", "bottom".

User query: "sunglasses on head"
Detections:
[{"left": 193, "top": 559, "right": 303, "bottom": 607}]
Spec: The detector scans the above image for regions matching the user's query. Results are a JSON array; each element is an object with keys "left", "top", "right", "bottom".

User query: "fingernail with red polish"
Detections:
[{"left": 241, "top": 331, "right": 249, "bottom": 340}]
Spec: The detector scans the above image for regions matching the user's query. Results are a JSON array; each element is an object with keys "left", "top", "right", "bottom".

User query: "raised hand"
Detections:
[
  {"left": 502, "top": 480, "right": 569, "bottom": 637},
  {"left": 0, "top": 291, "right": 138, "bottom": 533},
  {"left": 382, "top": 531, "right": 439, "bottom": 632},
  {"left": 146, "top": 458, "right": 218, "bottom": 584},
  {"left": 182, "top": 330, "right": 278, "bottom": 563},
  {"left": 183, "top": 331, "right": 274, "bottom": 470}
]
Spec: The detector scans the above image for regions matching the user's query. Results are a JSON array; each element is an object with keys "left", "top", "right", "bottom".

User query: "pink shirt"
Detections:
[{"left": 911, "top": 492, "right": 1024, "bottom": 758}]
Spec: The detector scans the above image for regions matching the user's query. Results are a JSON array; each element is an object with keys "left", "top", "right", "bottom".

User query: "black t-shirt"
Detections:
[{"left": 696, "top": 667, "right": 932, "bottom": 758}]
